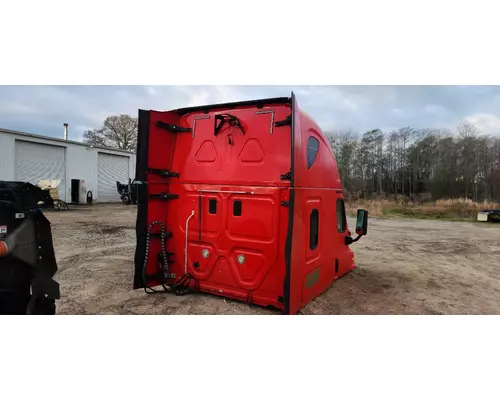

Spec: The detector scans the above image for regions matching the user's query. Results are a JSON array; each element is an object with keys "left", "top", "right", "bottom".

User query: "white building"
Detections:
[{"left": 0, "top": 127, "right": 136, "bottom": 204}]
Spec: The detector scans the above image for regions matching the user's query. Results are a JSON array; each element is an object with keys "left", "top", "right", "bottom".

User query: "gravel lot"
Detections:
[{"left": 48, "top": 204, "right": 500, "bottom": 315}]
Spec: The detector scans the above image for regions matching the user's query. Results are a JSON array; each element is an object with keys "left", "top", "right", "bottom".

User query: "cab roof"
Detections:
[{"left": 169, "top": 96, "right": 292, "bottom": 116}]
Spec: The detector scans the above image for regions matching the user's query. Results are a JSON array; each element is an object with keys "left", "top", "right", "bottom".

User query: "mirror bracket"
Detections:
[{"left": 344, "top": 235, "right": 362, "bottom": 246}]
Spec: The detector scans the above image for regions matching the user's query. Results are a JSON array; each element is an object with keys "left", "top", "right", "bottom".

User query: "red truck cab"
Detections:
[{"left": 133, "top": 92, "right": 368, "bottom": 314}]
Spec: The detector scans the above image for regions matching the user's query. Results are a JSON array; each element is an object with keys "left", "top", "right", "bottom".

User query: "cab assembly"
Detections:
[{"left": 133, "top": 92, "right": 368, "bottom": 314}]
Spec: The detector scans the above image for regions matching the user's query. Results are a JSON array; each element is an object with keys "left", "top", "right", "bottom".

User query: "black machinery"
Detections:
[
  {"left": 116, "top": 179, "right": 139, "bottom": 205},
  {"left": 0, "top": 181, "right": 60, "bottom": 315}
]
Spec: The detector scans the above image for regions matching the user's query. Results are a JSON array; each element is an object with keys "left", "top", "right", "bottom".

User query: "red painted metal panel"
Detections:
[{"left": 134, "top": 94, "right": 357, "bottom": 314}]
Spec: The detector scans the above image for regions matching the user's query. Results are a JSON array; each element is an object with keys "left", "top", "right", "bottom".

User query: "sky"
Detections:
[{"left": 1, "top": 85, "right": 500, "bottom": 141}]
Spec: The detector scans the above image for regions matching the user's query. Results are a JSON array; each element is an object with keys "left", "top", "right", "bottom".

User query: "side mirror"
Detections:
[
  {"left": 344, "top": 209, "right": 369, "bottom": 246},
  {"left": 355, "top": 209, "right": 368, "bottom": 236}
]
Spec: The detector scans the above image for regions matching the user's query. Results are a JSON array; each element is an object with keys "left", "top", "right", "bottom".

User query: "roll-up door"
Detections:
[
  {"left": 97, "top": 152, "right": 130, "bottom": 202},
  {"left": 15, "top": 140, "right": 67, "bottom": 201}
]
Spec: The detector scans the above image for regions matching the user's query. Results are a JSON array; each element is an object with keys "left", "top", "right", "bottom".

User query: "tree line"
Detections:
[
  {"left": 83, "top": 115, "right": 500, "bottom": 203},
  {"left": 326, "top": 121, "right": 500, "bottom": 203}
]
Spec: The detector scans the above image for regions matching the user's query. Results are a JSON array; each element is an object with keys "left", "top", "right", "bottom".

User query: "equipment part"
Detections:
[
  {"left": 133, "top": 94, "right": 369, "bottom": 314},
  {"left": 0, "top": 181, "right": 60, "bottom": 315}
]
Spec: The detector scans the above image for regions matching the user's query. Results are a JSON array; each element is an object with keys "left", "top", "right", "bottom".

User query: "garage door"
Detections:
[
  {"left": 97, "top": 152, "right": 130, "bottom": 202},
  {"left": 15, "top": 140, "right": 67, "bottom": 201}
]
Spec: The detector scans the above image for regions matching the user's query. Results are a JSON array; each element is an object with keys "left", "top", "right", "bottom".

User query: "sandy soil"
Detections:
[{"left": 47, "top": 204, "right": 500, "bottom": 315}]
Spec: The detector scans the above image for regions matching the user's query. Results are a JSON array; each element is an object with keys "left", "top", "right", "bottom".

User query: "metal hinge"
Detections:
[
  {"left": 147, "top": 168, "right": 180, "bottom": 178},
  {"left": 158, "top": 252, "right": 175, "bottom": 265},
  {"left": 280, "top": 171, "right": 292, "bottom": 181},
  {"left": 275, "top": 114, "right": 292, "bottom": 127},
  {"left": 149, "top": 193, "right": 179, "bottom": 201},
  {"left": 156, "top": 121, "right": 192, "bottom": 133},
  {"left": 281, "top": 201, "right": 290, "bottom": 207},
  {"left": 150, "top": 232, "right": 173, "bottom": 240}
]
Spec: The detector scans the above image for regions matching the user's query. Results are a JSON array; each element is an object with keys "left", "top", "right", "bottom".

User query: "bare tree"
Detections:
[
  {"left": 325, "top": 120, "right": 500, "bottom": 203},
  {"left": 83, "top": 114, "right": 138, "bottom": 151},
  {"left": 325, "top": 130, "right": 359, "bottom": 195}
]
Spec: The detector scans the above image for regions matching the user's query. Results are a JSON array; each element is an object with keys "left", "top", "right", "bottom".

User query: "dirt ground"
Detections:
[{"left": 47, "top": 204, "right": 500, "bottom": 315}]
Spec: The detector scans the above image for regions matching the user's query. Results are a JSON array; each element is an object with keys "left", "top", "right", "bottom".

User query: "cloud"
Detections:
[
  {"left": 464, "top": 113, "right": 500, "bottom": 136},
  {"left": 1, "top": 85, "right": 500, "bottom": 140}
]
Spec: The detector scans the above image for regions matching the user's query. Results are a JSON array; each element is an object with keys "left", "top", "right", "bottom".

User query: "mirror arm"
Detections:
[
  {"left": 352, "top": 234, "right": 362, "bottom": 243},
  {"left": 345, "top": 234, "right": 363, "bottom": 245}
]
